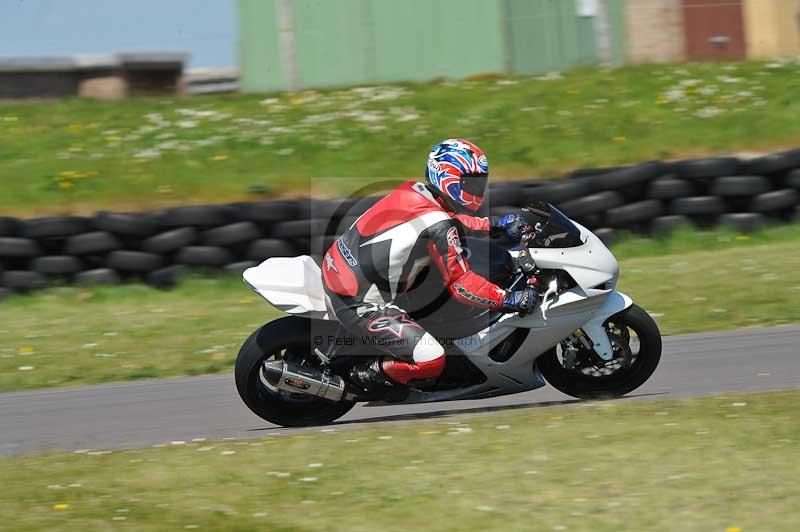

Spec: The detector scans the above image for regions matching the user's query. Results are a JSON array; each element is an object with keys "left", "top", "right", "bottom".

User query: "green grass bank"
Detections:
[
  {"left": 1, "top": 389, "right": 797, "bottom": 531},
  {"left": 2, "top": 61, "right": 800, "bottom": 215}
]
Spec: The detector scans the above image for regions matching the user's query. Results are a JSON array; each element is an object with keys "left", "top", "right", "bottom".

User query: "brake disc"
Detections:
[{"left": 607, "top": 332, "right": 634, "bottom": 370}]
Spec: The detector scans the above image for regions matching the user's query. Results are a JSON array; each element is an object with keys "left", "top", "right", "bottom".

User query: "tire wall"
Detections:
[{"left": 1, "top": 149, "right": 799, "bottom": 293}]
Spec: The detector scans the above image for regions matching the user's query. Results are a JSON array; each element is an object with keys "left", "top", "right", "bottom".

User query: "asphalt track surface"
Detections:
[{"left": 2, "top": 326, "right": 798, "bottom": 456}]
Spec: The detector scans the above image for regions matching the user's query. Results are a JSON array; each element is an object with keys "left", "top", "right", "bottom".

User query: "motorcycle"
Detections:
[{"left": 236, "top": 200, "right": 662, "bottom": 427}]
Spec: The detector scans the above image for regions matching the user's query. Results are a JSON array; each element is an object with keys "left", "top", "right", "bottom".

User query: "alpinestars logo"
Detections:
[
  {"left": 454, "top": 284, "right": 497, "bottom": 307},
  {"left": 367, "top": 314, "right": 422, "bottom": 339},
  {"left": 337, "top": 238, "right": 358, "bottom": 267}
]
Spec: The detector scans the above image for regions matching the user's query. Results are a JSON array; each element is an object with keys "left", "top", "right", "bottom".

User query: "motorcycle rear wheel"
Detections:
[
  {"left": 537, "top": 304, "right": 662, "bottom": 400},
  {"left": 235, "top": 316, "right": 356, "bottom": 427}
]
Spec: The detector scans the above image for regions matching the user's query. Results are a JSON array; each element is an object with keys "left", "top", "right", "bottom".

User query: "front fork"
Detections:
[{"left": 578, "top": 290, "right": 633, "bottom": 361}]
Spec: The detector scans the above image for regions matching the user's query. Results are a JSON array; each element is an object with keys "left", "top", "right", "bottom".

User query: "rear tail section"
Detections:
[{"left": 243, "top": 255, "right": 332, "bottom": 318}]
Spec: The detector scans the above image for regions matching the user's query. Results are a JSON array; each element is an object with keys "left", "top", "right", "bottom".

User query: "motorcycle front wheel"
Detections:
[
  {"left": 537, "top": 304, "right": 662, "bottom": 400},
  {"left": 235, "top": 316, "right": 356, "bottom": 427}
]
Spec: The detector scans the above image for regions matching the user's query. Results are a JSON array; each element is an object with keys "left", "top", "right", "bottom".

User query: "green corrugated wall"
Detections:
[
  {"left": 370, "top": 0, "right": 506, "bottom": 82},
  {"left": 290, "top": 0, "right": 372, "bottom": 87},
  {"left": 239, "top": 0, "right": 285, "bottom": 92},
  {"left": 505, "top": 0, "right": 597, "bottom": 74},
  {"left": 239, "top": 0, "right": 628, "bottom": 92},
  {"left": 606, "top": 0, "right": 627, "bottom": 65},
  {"left": 289, "top": 0, "right": 506, "bottom": 87}
]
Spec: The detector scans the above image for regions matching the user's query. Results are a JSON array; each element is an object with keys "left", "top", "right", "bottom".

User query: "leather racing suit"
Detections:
[{"left": 321, "top": 180, "right": 507, "bottom": 386}]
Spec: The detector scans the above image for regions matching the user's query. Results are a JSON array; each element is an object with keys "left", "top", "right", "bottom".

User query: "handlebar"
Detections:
[
  {"left": 508, "top": 234, "right": 537, "bottom": 292},
  {"left": 511, "top": 228, "right": 558, "bottom": 319},
  {"left": 517, "top": 232, "right": 537, "bottom": 276}
]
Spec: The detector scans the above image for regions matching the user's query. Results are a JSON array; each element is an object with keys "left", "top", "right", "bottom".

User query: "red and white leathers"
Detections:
[{"left": 322, "top": 180, "right": 506, "bottom": 386}]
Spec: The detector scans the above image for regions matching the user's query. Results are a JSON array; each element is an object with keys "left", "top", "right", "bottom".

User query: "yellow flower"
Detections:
[
  {"left": 212, "top": 154, "right": 229, "bottom": 161},
  {"left": 58, "top": 180, "right": 75, "bottom": 189},
  {"left": 726, "top": 528, "right": 741, "bottom": 532},
  {"left": 612, "top": 136, "right": 627, "bottom": 142},
  {"left": 656, "top": 97, "right": 670, "bottom": 105},
  {"left": 18, "top": 346, "right": 34, "bottom": 354},
  {"left": 104, "top": 135, "right": 121, "bottom": 142},
  {"left": 735, "top": 235, "right": 749, "bottom": 240},
  {"left": 53, "top": 503, "right": 70, "bottom": 510}
]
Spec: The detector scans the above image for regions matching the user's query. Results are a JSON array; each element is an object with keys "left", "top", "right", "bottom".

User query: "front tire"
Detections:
[
  {"left": 537, "top": 304, "right": 662, "bottom": 399},
  {"left": 235, "top": 316, "right": 355, "bottom": 427}
]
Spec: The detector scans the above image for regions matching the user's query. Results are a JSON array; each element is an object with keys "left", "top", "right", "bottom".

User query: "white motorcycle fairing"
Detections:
[
  {"left": 243, "top": 221, "right": 633, "bottom": 405},
  {"left": 519, "top": 220, "right": 628, "bottom": 361},
  {"left": 243, "top": 255, "right": 330, "bottom": 320},
  {"left": 407, "top": 223, "right": 632, "bottom": 404}
]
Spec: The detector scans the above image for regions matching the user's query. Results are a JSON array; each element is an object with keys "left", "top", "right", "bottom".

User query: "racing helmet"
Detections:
[{"left": 425, "top": 138, "right": 489, "bottom": 213}]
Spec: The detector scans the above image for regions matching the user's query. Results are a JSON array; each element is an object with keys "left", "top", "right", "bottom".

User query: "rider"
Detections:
[{"left": 322, "top": 139, "right": 538, "bottom": 397}]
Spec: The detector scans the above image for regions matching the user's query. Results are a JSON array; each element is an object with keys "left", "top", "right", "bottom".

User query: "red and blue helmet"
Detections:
[{"left": 425, "top": 138, "right": 489, "bottom": 213}]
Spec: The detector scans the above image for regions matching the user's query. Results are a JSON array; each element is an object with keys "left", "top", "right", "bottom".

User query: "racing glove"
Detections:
[
  {"left": 500, "top": 286, "right": 538, "bottom": 315},
  {"left": 491, "top": 213, "right": 532, "bottom": 242}
]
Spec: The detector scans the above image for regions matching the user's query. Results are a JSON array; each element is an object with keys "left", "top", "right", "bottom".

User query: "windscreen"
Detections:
[{"left": 519, "top": 201, "right": 584, "bottom": 248}]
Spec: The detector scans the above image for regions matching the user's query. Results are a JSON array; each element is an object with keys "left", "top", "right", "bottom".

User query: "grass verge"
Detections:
[
  {"left": 2, "top": 60, "right": 800, "bottom": 215},
  {"left": 0, "top": 276, "right": 282, "bottom": 391},
  {"left": 1, "top": 390, "right": 798, "bottom": 531},
  {"left": 1, "top": 224, "right": 798, "bottom": 392},
  {"left": 610, "top": 223, "right": 800, "bottom": 261}
]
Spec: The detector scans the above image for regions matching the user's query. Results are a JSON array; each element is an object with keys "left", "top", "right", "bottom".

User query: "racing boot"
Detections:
[{"left": 348, "top": 358, "right": 409, "bottom": 402}]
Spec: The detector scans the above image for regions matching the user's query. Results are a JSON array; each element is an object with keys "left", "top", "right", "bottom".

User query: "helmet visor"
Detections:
[{"left": 460, "top": 173, "right": 488, "bottom": 197}]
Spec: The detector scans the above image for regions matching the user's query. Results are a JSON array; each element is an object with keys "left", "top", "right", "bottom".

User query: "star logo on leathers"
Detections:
[
  {"left": 446, "top": 226, "right": 467, "bottom": 272},
  {"left": 367, "top": 314, "right": 422, "bottom": 339},
  {"left": 324, "top": 252, "right": 338, "bottom": 273}
]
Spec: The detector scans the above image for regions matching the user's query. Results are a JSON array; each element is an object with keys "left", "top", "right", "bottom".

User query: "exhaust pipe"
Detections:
[{"left": 260, "top": 360, "right": 347, "bottom": 402}]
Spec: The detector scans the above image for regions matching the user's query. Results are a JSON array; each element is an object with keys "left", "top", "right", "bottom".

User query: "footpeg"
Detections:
[{"left": 314, "top": 347, "right": 331, "bottom": 364}]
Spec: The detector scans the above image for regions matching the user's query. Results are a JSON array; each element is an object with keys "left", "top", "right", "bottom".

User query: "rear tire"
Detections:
[
  {"left": 538, "top": 304, "right": 662, "bottom": 400},
  {"left": 235, "top": 316, "right": 356, "bottom": 427}
]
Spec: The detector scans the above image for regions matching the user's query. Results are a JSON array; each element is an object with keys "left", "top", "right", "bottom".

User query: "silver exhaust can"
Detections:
[{"left": 260, "top": 360, "right": 346, "bottom": 402}]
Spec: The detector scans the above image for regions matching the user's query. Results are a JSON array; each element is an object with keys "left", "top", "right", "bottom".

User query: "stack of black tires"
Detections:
[
  {"left": 0, "top": 198, "right": 380, "bottom": 297},
  {"left": 1, "top": 149, "right": 799, "bottom": 297},
  {"left": 487, "top": 149, "right": 800, "bottom": 244}
]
